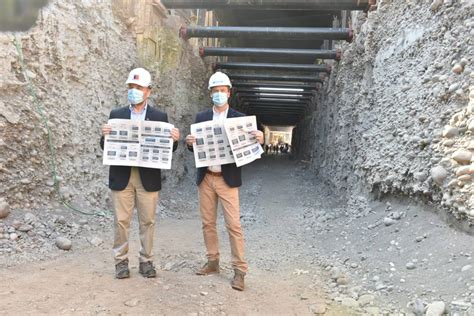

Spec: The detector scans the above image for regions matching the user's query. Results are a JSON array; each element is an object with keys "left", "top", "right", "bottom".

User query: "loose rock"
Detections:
[
  {"left": 0, "top": 199, "right": 9, "bottom": 219},
  {"left": 55, "top": 237, "right": 72, "bottom": 251},
  {"left": 426, "top": 301, "right": 445, "bottom": 316},
  {"left": 431, "top": 166, "right": 448, "bottom": 185},
  {"left": 452, "top": 150, "right": 472, "bottom": 165},
  {"left": 308, "top": 303, "right": 327, "bottom": 314}
]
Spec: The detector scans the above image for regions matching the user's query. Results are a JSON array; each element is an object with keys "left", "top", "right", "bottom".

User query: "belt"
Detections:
[{"left": 206, "top": 170, "right": 223, "bottom": 177}]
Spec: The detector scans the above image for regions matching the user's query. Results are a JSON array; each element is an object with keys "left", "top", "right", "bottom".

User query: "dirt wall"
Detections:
[
  {"left": 0, "top": 0, "right": 210, "bottom": 212},
  {"left": 297, "top": 0, "right": 473, "bottom": 227}
]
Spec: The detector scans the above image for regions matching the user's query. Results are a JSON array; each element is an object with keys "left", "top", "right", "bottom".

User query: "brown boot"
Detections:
[
  {"left": 231, "top": 269, "right": 245, "bottom": 291},
  {"left": 196, "top": 260, "right": 219, "bottom": 275}
]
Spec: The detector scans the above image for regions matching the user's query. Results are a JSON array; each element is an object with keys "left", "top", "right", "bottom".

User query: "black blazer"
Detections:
[
  {"left": 188, "top": 107, "right": 245, "bottom": 188},
  {"left": 100, "top": 105, "right": 178, "bottom": 192}
]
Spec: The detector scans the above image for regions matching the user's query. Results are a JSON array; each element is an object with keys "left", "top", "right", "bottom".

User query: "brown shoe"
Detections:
[
  {"left": 196, "top": 260, "right": 219, "bottom": 275},
  {"left": 231, "top": 269, "right": 245, "bottom": 291}
]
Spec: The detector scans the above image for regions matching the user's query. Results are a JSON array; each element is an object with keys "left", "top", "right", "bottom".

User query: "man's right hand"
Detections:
[
  {"left": 102, "top": 124, "right": 112, "bottom": 136},
  {"left": 185, "top": 134, "right": 195, "bottom": 146}
]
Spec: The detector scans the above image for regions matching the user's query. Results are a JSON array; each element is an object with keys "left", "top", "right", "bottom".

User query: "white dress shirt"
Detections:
[{"left": 208, "top": 106, "right": 228, "bottom": 173}]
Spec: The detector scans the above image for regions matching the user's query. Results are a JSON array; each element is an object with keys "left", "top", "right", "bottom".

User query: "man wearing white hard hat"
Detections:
[
  {"left": 100, "top": 68, "right": 180, "bottom": 279},
  {"left": 185, "top": 72, "right": 264, "bottom": 291}
]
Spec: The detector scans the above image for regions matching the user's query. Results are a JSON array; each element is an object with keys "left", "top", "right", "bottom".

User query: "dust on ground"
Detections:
[{"left": 1, "top": 156, "right": 473, "bottom": 315}]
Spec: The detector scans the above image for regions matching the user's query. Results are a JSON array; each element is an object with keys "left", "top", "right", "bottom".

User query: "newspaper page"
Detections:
[
  {"left": 224, "top": 116, "right": 264, "bottom": 167},
  {"left": 103, "top": 118, "right": 174, "bottom": 169},
  {"left": 190, "top": 121, "right": 235, "bottom": 168}
]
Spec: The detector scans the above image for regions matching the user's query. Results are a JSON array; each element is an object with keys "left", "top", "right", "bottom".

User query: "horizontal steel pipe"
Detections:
[
  {"left": 244, "top": 103, "right": 308, "bottom": 108},
  {"left": 239, "top": 94, "right": 312, "bottom": 101},
  {"left": 235, "top": 88, "right": 315, "bottom": 95},
  {"left": 242, "top": 98, "right": 308, "bottom": 104},
  {"left": 180, "top": 26, "right": 353, "bottom": 42},
  {"left": 244, "top": 106, "right": 307, "bottom": 111},
  {"left": 204, "top": 48, "right": 340, "bottom": 61},
  {"left": 249, "top": 111, "right": 304, "bottom": 115},
  {"left": 163, "top": 0, "right": 372, "bottom": 11},
  {"left": 214, "top": 62, "right": 333, "bottom": 72},
  {"left": 246, "top": 107, "right": 306, "bottom": 112},
  {"left": 238, "top": 91, "right": 312, "bottom": 97},
  {"left": 244, "top": 97, "right": 309, "bottom": 102},
  {"left": 229, "top": 74, "right": 323, "bottom": 83},
  {"left": 245, "top": 103, "right": 308, "bottom": 107},
  {"left": 232, "top": 82, "right": 319, "bottom": 89}
]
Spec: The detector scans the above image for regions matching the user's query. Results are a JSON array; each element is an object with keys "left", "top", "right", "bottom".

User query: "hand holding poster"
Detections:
[
  {"left": 190, "top": 116, "right": 263, "bottom": 168},
  {"left": 190, "top": 121, "right": 235, "bottom": 168},
  {"left": 103, "top": 119, "right": 174, "bottom": 170},
  {"left": 224, "top": 116, "right": 264, "bottom": 167}
]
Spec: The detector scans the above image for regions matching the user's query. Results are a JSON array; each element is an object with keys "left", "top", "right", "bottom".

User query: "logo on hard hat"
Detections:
[{"left": 133, "top": 74, "right": 139, "bottom": 80}]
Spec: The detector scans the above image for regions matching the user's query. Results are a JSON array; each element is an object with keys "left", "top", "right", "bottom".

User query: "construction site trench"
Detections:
[{"left": 0, "top": 1, "right": 473, "bottom": 315}]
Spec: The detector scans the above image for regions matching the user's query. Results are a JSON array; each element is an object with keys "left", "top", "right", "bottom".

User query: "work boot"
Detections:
[
  {"left": 115, "top": 259, "right": 130, "bottom": 279},
  {"left": 139, "top": 261, "right": 157, "bottom": 278},
  {"left": 196, "top": 260, "right": 219, "bottom": 275},
  {"left": 231, "top": 269, "right": 245, "bottom": 291}
]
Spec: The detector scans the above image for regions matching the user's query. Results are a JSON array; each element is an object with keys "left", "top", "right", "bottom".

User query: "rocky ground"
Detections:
[{"left": 1, "top": 156, "right": 473, "bottom": 315}]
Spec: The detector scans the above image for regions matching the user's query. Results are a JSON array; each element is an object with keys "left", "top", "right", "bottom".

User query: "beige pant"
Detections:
[
  {"left": 198, "top": 173, "right": 248, "bottom": 273},
  {"left": 111, "top": 167, "right": 159, "bottom": 264}
]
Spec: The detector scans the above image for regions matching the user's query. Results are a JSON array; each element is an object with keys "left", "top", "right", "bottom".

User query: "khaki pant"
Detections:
[
  {"left": 198, "top": 173, "right": 248, "bottom": 273},
  {"left": 111, "top": 167, "right": 159, "bottom": 264}
]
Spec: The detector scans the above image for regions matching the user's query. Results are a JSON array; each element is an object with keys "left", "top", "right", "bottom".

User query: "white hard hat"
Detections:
[
  {"left": 208, "top": 72, "right": 232, "bottom": 90},
  {"left": 125, "top": 68, "right": 152, "bottom": 87}
]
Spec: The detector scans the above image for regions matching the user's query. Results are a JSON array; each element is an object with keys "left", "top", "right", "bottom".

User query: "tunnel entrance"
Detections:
[{"left": 162, "top": 0, "right": 375, "bottom": 153}]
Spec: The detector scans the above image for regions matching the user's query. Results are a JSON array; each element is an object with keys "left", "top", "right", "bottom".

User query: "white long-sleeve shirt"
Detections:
[{"left": 208, "top": 106, "right": 229, "bottom": 173}]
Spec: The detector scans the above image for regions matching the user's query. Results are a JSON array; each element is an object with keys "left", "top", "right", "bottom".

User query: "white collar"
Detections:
[{"left": 212, "top": 105, "right": 229, "bottom": 116}]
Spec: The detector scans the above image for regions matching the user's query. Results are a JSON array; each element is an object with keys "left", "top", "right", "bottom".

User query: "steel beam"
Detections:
[
  {"left": 237, "top": 93, "right": 312, "bottom": 101},
  {"left": 203, "top": 48, "right": 340, "bottom": 61},
  {"left": 247, "top": 108, "right": 306, "bottom": 112},
  {"left": 249, "top": 111, "right": 304, "bottom": 115},
  {"left": 244, "top": 107, "right": 307, "bottom": 112},
  {"left": 214, "top": 62, "right": 333, "bottom": 72},
  {"left": 235, "top": 88, "right": 315, "bottom": 95},
  {"left": 244, "top": 104, "right": 307, "bottom": 112},
  {"left": 163, "top": 0, "right": 373, "bottom": 11},
  {"left": 229, "top": 74, "right": 323, "bottom": 83},
  {"left": 245, "top": 103, "right": 307, "bottom": 107},
  {"left": 247, "top": 108, "right": 305, "bottom": 114},
  {"left": 232, "top": 82, "right": 318, "bottom": 89},
  {"left": 244, "top": 103, "right": 308, "bottom": 109},
  {"left": 180, "top": 26, "right": 353, "bottom": 42},
  {"left": 244, "top": 98, "right": 309, "bottom": 103}
]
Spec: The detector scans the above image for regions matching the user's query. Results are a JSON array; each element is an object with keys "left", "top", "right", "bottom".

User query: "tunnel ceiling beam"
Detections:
[
  {"left": 239, "top": 94, "right": 312, "bottom": 101},
  {"left": 242, "top": 98, "right": 310, "bottom": 105},
  {"left": 246, "top": 109, "right": 306, "bottom": 114},
  {"left": 232, "top": 82, "right": 318, "bottom": 90},
  {"left": 215, "top": 62, "right": 332, "bottom": 72},
  {"left": 179, "top": 26, "right": 353, "bottom": 42},
  {"left": 203, "top": 48, "right": 340, "bottom": 61},
  {"left": 229, "top": 74, "right": 323, "bottom": 83},
  {"left": 163, "top": 0, "right": 373, "bottom": 11},
  {"left": 247, "top": 104, "right": 307, "bottom": 112},
  {"left": 235, "top": 88, "right": 315, "bottom": 95}
]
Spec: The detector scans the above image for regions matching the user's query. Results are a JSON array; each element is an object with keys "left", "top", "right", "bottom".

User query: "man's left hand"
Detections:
[
  {"left": 252, "top": 130, "right": 264, "bottom": 145},
  {"left": 171, "top": 128, "right": 180, "bottom": 142}
]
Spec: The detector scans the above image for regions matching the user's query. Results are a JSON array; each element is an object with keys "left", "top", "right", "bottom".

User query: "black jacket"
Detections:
[
  {"left": 188, "top": 107, "right": 244, "bottom": 188},
  {"left": 100, "top": 105, "right": 178, "bottom": 192}
]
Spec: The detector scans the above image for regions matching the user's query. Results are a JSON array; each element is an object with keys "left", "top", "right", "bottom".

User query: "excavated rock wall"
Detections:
[
  {"left": 296, "top": 0, "right": 473, "bottom": 227},
  {"left": 0, "top": 0, "right": 210, "bottom": 212}
]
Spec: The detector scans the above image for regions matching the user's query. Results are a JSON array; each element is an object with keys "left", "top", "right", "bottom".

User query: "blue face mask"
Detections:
[
  {"left": 212, "top": 92, "right": 228, "bottom": 107},
  {"left": 128, "top": 88, "right": 144, "bottom": 105}
]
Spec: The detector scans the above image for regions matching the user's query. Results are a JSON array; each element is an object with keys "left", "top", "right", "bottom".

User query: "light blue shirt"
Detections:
[{"left": 129, "top": 103, "right": 148, "bottom": 121}]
